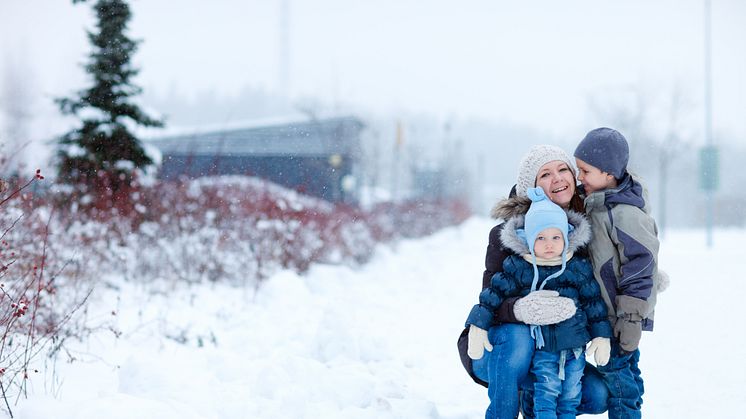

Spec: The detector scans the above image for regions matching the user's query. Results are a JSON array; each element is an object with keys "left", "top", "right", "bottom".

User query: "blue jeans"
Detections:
[
  {"left": 472, "top": 324, "right": 609, "bottom": 418},
  {"left": 521, "top": 363, "right": 608, "bottom": 418},
  {"left": 531, "top": 349, "right": 585, "bottom": 419},
  {"left": 596, "top": 343, "right": 643, "bottom": 419},
  {"left": 472, "top": 324, "right": 534, "bottom": 419}
]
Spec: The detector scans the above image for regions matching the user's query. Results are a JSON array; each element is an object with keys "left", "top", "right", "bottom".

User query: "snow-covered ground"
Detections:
[{"left": 14, "top": 218, "right": 746, "bottom": 418}]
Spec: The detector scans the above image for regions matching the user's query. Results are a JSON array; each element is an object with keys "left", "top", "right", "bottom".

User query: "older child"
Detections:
[
  {"left": 574, "top": 127, "right": 662, "bottom": 419},
  {"left": 466, "top": 187, "right": 612, "bottom": 419}
]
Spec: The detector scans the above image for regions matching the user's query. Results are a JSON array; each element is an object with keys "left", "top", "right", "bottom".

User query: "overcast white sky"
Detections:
[{"left": 1, "top": 0, "right": 745, "bottom": 150}]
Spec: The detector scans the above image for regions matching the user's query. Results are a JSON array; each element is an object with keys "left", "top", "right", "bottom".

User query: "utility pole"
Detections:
[
  {"left": 279, "top": 0, "right": 290, "bottom": 97},
  {"left": 703, "top": 0, "right": 715, "bottom": 248},
  {"left": 392, "top": 120, "right": 404, "bottom": 202}
]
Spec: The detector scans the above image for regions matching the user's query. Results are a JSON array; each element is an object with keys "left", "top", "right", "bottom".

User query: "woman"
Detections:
[{"left": 457, "top": 145, "right": 609, "bottom": 418}]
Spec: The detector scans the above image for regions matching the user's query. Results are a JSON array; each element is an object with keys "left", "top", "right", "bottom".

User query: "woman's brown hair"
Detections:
[
  {"left": 567, "top": 168, "right": 586, "bottom": 213},
  {"left": 569, "top": 190, "right": 585, "bottom": 213}
]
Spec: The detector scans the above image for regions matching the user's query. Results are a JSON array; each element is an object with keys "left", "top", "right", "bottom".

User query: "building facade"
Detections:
[{"left": 147, "top": 116, "right": 364, "bottom": 203}]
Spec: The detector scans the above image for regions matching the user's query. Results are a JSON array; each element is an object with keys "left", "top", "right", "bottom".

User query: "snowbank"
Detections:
[{"left": 12, "top": 221, "right": 746, "bottom": 418}]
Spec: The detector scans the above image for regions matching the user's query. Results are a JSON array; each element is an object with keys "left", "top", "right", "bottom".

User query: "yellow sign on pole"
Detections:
[{"left": 395, "top": 120, "right": 404, "bottom": 148}]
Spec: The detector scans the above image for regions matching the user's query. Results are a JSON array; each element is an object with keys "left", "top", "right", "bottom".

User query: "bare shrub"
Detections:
[{"left": 0, "top": 171, "right": 92, "bottom": 418}]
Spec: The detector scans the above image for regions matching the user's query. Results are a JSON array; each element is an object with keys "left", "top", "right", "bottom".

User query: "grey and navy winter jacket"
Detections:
[
  {"left": 465, "top": 210, "right": 613, "bottom": 352},
  {"left": 582, "top": 173, "right": 661, "bottom": 331}
]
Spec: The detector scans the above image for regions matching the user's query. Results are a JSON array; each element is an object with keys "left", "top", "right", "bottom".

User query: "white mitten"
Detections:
[
  {"left": 514, "top": 290, "right": 577, "bottom": 325},
  {"left": 586, "top": 337, "right": 611, "bottom": 366},
  {"left": 467, "top": 325, "right": 493, "bottom": 360}
]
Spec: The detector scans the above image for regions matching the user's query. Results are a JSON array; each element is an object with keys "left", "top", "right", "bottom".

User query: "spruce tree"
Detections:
[{"left": 57, "top": 0, "right": 162, "bottom": 200}]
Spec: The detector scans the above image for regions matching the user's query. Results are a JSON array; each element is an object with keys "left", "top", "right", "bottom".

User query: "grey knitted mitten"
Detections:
[{"left": 513, "top": 290, "right": 577, "bottom": 326}]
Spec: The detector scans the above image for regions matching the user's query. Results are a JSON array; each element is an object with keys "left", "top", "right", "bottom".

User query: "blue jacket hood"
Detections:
[
  {"left": 582, "top": 173, "right": 648, "bottom": 213},
  {"left": 605, "top": 174, "right": 645, "bottom": 209}
]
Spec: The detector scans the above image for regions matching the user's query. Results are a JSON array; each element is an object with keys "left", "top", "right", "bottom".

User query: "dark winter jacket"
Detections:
[
  {"left": 581, "top": 173, "right": 661, "bottom": 331},
  {"left": 481, "top": 194, "right": 589, "bottom": 321},
  {"left": 465, "top": 210, "right": 612, "bottom": 352},
  {"left": 457, "top": 191, "right": 592, "bottom": 386}
]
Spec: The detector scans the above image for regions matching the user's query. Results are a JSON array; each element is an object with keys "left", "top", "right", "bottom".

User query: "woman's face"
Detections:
[{"left": 534, "top": 160, "right": 576, "bottom": 208}]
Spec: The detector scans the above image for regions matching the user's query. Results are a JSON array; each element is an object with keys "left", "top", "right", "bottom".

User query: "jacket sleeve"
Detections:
[
  {"left": 467, "top": 265, "right": 523, "bottom": 329},
  {"left": 575, "top": 260, "right": 613, "bottom": 339},
  {"left": 482, "top": 224, "right": 508, "bottom": 289},
  {"left": 481, "top": 224, "right": 521, "bottom": 323},
  {"left": 613, "top": 208, "right": 660, "bottom": 300}
]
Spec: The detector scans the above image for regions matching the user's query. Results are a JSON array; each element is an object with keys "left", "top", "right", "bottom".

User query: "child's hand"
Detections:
[
  {"left": 614, "top": 316, "right": 642, "bottom": 352},
  {"left": 614, "top": 295, "right": 648, "bottom": 352},
  {"left": 586, "top": 337, "right": 611, "bottom": 366},
  {"left": 467, "top": 325, "right": 493, "bottom": 360}
]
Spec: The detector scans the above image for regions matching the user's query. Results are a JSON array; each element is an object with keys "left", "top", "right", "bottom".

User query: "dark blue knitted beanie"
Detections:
[{"left": 574, "top": 127, "right": 629, "bottom": 179}]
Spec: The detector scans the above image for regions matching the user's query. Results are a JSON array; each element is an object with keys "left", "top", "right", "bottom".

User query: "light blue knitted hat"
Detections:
[{"left": 524, "top": 187, "right": 570, "bottom": 252}]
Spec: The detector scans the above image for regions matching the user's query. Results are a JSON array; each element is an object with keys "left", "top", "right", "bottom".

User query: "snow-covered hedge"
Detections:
[
  {"left": 52, "top": 175, "right": 471, "bottom": 286},
  {"left": 0, "top": 173, "right": 468, "bottom": 411}
]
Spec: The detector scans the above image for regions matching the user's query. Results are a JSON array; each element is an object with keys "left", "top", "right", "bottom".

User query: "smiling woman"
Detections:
[
  {"left": 535, "top": 161, "right": 576, "bottom": 207},
  {"left": 514, "top": 145, "right": 585, "bottom": 213},
  {"left": 458, "top": 144, "right": 611, "bottom": 418}
]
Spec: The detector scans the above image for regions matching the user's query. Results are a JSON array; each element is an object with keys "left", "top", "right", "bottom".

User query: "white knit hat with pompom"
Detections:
[{"left": 515, "top": 145, "right": 576, "bottom": 197}]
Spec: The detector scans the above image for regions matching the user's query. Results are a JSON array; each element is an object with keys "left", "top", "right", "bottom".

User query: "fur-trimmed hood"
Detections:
[
  {"left": 490, "top": 195, "right": 532, "bottom": 221},
  {"left": 497, "top": 204, "right": 591, "bottom": 256}
]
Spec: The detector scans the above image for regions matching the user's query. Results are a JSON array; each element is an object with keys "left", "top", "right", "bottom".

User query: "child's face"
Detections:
[
  {"left": 575, "top": 158, "right": 616, "bottom": 194},
  {"left": 533, "top": 227, "right": 564, "bottom": 259}
]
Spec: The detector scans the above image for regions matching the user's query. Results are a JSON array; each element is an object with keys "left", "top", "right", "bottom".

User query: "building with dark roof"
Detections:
[{"left": 146, "top": 116, "right": 364, "bottom": 203}]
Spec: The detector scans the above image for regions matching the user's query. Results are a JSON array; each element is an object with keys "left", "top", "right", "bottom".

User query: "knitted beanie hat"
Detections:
[
  {"left": 574, "top": 127, "right": 630, "bottom": 179},
  {"left": 523, "top": 187, "right": 570, "bottom": 251},
  {"left": 516, "top": 145, "right": 576, "bottom": 197}
]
